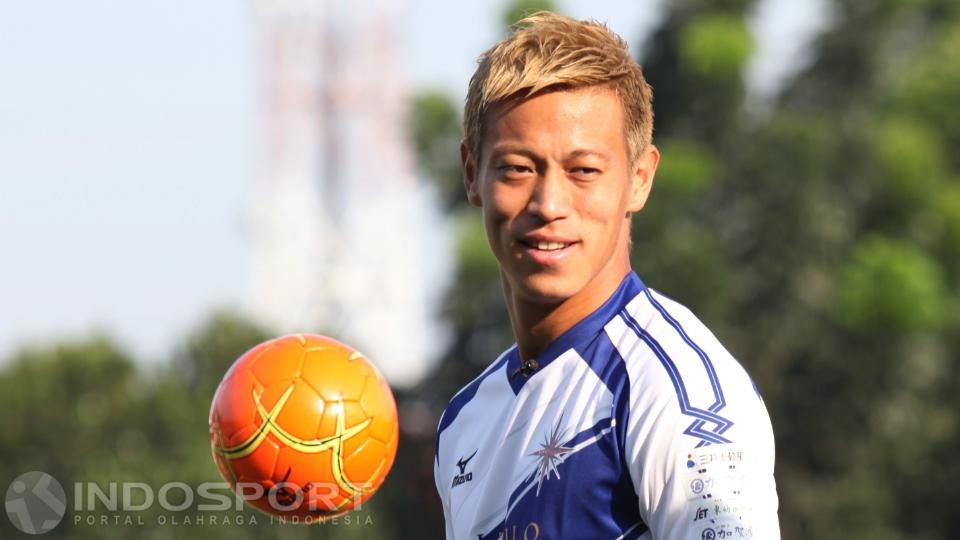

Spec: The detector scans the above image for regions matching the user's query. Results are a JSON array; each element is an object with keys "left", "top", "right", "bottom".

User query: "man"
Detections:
[{"left": 434, "top": 12, "right": 780, "bottom": 540}]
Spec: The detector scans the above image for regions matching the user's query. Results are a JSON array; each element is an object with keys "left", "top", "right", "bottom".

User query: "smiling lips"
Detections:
[
  {"left": 532, "top": 241, "right": 569, "bottom": 251},
  {"left": 518, "top": 236, "right": 578, "bottom": 265}
]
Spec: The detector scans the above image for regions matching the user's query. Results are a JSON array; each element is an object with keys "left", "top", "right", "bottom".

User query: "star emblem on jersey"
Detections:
[{"left": 529, "top": 416, "right": 573, "bottom": 496}]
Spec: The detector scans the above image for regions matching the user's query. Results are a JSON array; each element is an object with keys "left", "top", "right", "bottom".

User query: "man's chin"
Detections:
[{"left": 512, "top": 275, "right": 581, "bottom": 306}]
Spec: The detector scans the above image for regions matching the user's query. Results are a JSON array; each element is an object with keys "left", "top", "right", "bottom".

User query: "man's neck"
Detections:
[{"left": 503, "top": 264, "right": 631, "bottom": 362}]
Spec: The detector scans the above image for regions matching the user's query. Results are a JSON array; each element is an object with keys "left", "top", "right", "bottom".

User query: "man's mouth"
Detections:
[
  {"left": 517, "top": 237, "right": 578, "bottom": 265},
  {"left": 526, "top": 241, "right": 572, "bottom": 251}
]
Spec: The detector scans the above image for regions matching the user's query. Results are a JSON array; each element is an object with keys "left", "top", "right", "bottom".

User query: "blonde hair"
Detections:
[{"left": 463, "top": 11, "right": 654, "bottom": 164}]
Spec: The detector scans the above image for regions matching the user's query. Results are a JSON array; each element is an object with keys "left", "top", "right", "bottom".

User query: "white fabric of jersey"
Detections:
[{"left": 434, "top": 273, "right": 780, "bottom": 540}]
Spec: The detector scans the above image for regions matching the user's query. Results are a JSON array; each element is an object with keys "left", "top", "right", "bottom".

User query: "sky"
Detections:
[{"left": 0, "top": 0, "right": 827, "bottom": 364}]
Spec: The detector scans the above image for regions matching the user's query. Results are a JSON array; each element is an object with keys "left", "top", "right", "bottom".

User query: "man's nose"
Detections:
[{"left": 527, "top": 168, "right": 571, "bottom": 221}]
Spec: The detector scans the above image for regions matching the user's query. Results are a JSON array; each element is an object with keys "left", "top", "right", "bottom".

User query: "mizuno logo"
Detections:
[
  {"left": 452, "top": 449, "right": 477, "bottom": 488},
  {"left": 456, "top": 449, "right": 477, "bottom": 475}
]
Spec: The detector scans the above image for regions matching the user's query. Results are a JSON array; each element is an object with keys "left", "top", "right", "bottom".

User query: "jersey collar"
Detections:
[{"left": 505, "top": 272, "right": 646, "bottom": 394}]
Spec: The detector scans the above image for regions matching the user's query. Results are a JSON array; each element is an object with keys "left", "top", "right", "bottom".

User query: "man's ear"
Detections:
[
  {"left": 627, "top": 144, "right": 659, "bottom": 213},
  {"left": 461, "top": 142, "right": 482, "bottom": 207}
]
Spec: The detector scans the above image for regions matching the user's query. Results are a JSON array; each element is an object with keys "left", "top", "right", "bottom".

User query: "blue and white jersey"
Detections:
[{"left": 434, "top": 273, "right": 780, "bottom": 540}]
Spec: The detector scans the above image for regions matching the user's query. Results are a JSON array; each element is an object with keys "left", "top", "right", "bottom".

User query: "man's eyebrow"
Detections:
[
  {"left": 565, "top": 149, "right": 609, "bottom": 161},
  {"left": 487, "top": 147, "right": 610, "bottom": 161},
  {"left": 488, "top": 146, "right": 540, "bottom": 160}
]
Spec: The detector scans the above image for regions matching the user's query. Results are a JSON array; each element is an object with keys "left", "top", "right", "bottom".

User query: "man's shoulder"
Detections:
[
  {"left": 608, "top": 285, "right": 771, "bottom": 449},
  {"left": 612, "top": 286, "right": 746, "bottom": 375},
  {"left": 608, "top": 286, "right": 761, "bottom": 410}
]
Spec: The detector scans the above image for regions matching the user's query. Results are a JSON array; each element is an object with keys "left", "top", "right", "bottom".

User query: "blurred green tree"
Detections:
[{"left": 633, "top": 1, "right": 960, "bottom": 538}]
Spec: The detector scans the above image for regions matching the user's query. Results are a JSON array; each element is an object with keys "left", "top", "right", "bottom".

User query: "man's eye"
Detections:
[
  {"left": 571, "top": 167, "right": 601, "bottom": 176},
  {"left": 499, "top": 165, "right": 531, "bottom": 174}
]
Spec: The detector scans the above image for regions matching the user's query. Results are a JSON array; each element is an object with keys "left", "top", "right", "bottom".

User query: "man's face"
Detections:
[{"left": 462, "top": 86, "right": 658, "bottom": 305}]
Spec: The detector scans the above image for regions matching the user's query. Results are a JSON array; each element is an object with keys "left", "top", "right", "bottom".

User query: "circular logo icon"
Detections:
[
  {"left": 5, "top": 471, "right": 66, "bottom": 535},
  {"left": 691, "top": 478, "right": 705, "bottom": 495}
]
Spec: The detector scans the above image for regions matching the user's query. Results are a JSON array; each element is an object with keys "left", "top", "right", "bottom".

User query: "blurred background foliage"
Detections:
[{"left": 3, "top": 0, "right": 959, "bottom": 538}]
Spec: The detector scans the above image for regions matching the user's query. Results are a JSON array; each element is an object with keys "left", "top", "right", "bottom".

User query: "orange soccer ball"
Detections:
[{"left": 208, "top": 334, "right": 398, "bottom": 519}]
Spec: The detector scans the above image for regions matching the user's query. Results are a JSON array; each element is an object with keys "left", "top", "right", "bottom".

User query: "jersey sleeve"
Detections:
[
  {"left": 623, "top": 365, "right": 781, "bottom": 539},
  {"left": 434, "top": 412, "right": 456, "bottom": 539},
  {"left": 434, "top": 456, "right": 455, "bottom": 538}
]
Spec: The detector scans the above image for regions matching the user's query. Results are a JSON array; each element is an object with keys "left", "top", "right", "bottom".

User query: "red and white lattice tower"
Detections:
[{"left": 246, "top": 0, "right": 441, "bottom": 386}]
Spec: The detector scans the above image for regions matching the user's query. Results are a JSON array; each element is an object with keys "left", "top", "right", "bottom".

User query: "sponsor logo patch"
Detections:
[{"left": 451, "top": 449, "right": 477, "bottom": 488}]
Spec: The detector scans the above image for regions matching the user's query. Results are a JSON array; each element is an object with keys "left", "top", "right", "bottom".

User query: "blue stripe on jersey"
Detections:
[
  {"left": 578, "top": 328, "right": 635, "bottom": 476},
  {"left": 620, "top": 308, "right": 734, "bottom": 447},
  {"left": 576, "top": 321, "right": 630, "bottom": 397},
  {"left": 643, "top": 289, "right": 734, "bottom": 448},
  {"left": 644, "top": 289, "right": 726, "bottom": 413},
  {"left": 506, "top": 273, "right": 645, "bottom": 395},
  {"left": 435, "top": 349, "right": 514, "bottom": 461}
]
